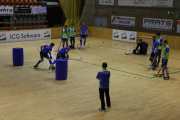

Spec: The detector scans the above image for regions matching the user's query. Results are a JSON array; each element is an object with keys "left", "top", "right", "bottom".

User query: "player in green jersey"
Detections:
[
  {"left": 159, "top": 40, "right": 170, "bottom": 80},
  {"left": 68, "top": 24, "right": 76, "bottom": 49},
  {"left": 156, "top": 33, "right": 164, "bottom": 66},
  {"left": 62, "top": 25, "right": 69, "bottom": 48}
]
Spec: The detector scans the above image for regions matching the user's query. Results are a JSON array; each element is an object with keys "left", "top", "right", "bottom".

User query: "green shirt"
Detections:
[
  {"left": 69, "top": 28, "right": 75, "bottom": 37},
  {"left": 62, "top": 29, "right": 68, "bottom": 39},
  {"left": 157, "top": 37, "right": 163, "bottom": 50},
  {"left": 162, "top": 46, "right": 170, "bottom": 60}
]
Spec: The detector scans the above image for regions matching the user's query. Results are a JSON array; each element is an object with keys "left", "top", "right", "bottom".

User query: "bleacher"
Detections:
[{"left": 0, "top": 0, "right": 47, "bottom": 30}]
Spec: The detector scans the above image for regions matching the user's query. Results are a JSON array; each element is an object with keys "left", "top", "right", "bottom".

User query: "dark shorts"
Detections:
[
  {"left": 151, "top": 52, "right": 155, "bottom": 57},
  {"left": 62, "top": 38, "right": 68, "bottom": 42},
  {"left": 80, "top": 35, "right": 87, "bottom": 39},
  {"left": 70, "top": 37, "right": 75, "bottom": 41},
  {"left": 56, "top": 53, "right": 66, "bottom": 59},
  {"left": 40, "top": 51, "right": 48, "bottom": 58},
  {"left": 157, "top": 49, "right": 162, "bottom": 56},
  {"left": 162, "top": 59, "right": 168, "bottom": 66}
]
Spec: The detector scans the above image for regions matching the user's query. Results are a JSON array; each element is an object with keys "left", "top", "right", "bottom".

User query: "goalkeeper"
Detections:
[{"left": 135, "top": 39, "right": 148, "bottom": 55}]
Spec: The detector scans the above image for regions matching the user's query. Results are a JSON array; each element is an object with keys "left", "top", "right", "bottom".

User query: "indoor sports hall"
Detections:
[{"left": 0, "top": 0, "right": 180, "bottom": 120}]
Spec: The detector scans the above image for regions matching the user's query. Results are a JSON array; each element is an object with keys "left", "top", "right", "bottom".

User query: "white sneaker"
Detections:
[
  {"left": 83, "top": 46, "right": 85, "bottom": 49},
  {"left": 78, "top": 46, "right": 82, "bottom": 49},
  {"left": 49, "top": 64, "right": 53, "bottom": 70}
]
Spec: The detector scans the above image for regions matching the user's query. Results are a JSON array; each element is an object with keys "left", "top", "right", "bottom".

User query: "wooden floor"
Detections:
[{"left": 0, "top": 37, "right": 180, "bottom": 120}]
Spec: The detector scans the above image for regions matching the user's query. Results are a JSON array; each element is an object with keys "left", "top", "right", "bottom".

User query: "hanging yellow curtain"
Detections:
[{"left": 59, "top": 0, "right": 81, "bottom": 27}]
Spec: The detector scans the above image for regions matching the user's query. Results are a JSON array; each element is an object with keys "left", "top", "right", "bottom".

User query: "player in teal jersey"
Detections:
[
  {"left": 158, "top": 40, "right": 170, "bottom": 80},
  {"left": 62, "top": 25, "right": 69, "bottom": 48},
  {"left": 68, "top": 24, "right": 76, "bottom": 49},
  {"left": 156, "top": 33, "right": 164, "bottom": 66}
]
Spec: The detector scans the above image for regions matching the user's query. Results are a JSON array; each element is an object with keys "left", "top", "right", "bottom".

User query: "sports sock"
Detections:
[
  {"left": 80, "top": 39, "right": 82, "bottom": 46},
  {"left": 84, "top": 39, "right": 86, "bottom": 46},
  {"left": 158, "top": 58, "right": 160, "bottom": 64},
  {"left": 52, "top": 60, "right": 56, "bottom": 64},
  {"left": 63, "top": 42, "right": 65, "bottom": 48},
  {"left": 49, "top": 60, "right": 52, "bottom": 64},
  {"left": 73, "top": 41, "right": 75, "bottom": 47},
  {"left": 66, "top": 41, "right": 68, "bottom": 47},
  {"left": 36, "top": 60, "right": 41, "bottom": 66},
  {"left": 70, "top": 40, "right": 72, "bottom": 46}
]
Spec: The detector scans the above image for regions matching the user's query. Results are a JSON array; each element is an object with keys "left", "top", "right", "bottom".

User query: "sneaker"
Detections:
[
  {"left": 107, "top": 107, "right": 111, "bottom": 109},
  {"left": 159, "top": 72, "right": 164, "bottom": 77},
  {"left": 164, "top": 75, "right": 170, "bottom": 80},
  {"left": 78, "top": 46, "right": 82, "bottom": 49},
  {"left": 52, "top": 66, "right": 55, "bottom": 70},
  {"left": 98, "top": 108, "right": 106, "bottom": 112},
  {"left": 152, "top": 66, "right": 156, "bottom": 70},
  {"left": 83, "top": 46, "right": 85, "bottom": 49},
  {"left": 156, "top": 63, "right": 159, "bottom": 66},
  {"left": 34, "top": 65, "right": 38, "bottom": 68},
  {"left": 49, "top": 64, "right": 53, "bottom": 70}
]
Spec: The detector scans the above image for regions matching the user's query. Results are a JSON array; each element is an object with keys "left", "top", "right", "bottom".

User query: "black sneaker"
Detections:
[{"left": 34, "top": 65, "right": 38, "bottom": 68}]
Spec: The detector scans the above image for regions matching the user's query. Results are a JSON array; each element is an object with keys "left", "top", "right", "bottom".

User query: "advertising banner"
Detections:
[
  {"left": 134, "top": 0, "right": 153, "bottom": 7},
  {"left": 112, "top": 29, "right": 120, "bottom": 40},
  {"left": 111, "top": 15, "right": 135, "bottom": 28},
  {"left": 118, "top": 0, "right": 134, "bottom": 6},
  {"left": 99, "top": 0, "right": 114, "bottom": 5},
  {"left": 112, "top": 29, "right": 136, "bottom": 43},
  {"left": 143, "top": 18, "right": 173, "bottom": 31},
  {"left": 177, "top": 20, "right": 180, "bottom": 33},
  {"left": 118, "top": 0, "right": 172, "bottom": 7},
  {"left": 152, "top": 0, "right": 173, "bottom": 7},
  {"left": 0, "top": 29, "right": 51, "bottom": 43},
  {"left": 0, "top": 7, "right": 13, "bottom": 14},
  {"left": 14, "top": 7, "right": 31, "bottom": 13},
  {"left": 31, "top": 7, "right": 47, "bottom": 14}
]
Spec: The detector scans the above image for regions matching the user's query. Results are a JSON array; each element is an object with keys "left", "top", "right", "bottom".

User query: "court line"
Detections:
[
  {"left": 76, "top": 45, "right": 180, "bottom": 77},
  {"left": 72, "top": 59, "right": 153, "bottom": 79},
  {"left": 101, "top": 45, "right": 180, "bottom": 60},
  {"left": 78, "top": 45, "right": 180, "bottom": 71},
  {"left": 72, "top": 59, "right": 180, "bottom": 84}
]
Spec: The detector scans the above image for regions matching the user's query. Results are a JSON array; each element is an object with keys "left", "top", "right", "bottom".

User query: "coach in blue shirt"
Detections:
[{"left": 96, "top": 62, "right": 111, "bottom": 112}]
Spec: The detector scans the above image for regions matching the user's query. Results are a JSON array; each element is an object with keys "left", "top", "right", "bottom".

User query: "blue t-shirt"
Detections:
[
  {"left": 58, "top": 47, "right": 70, "bottom": 54},
  {"left": 152, "top": 41, "right": 159, "bottom": 53},
  {"left": 81, "top": 26, "right": 88, "bottom": 35},
  {"left": 166, "top": 47, "right": 169, "bottom": 52},
  {"left": 96, "top": 69, "right": 110, "bottom": 89},
  {"left": 41, "top": 45, "right": 52, "bottom": 53}
]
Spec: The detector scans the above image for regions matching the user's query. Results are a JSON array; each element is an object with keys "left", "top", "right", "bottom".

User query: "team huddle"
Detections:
[{"left": 34, "top": 23, "right": 88, "bottom": 70}]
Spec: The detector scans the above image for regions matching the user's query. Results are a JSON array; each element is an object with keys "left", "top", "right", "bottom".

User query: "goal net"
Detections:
[{"left": 137, "top": 36, "right": 152, "bottom": 54}]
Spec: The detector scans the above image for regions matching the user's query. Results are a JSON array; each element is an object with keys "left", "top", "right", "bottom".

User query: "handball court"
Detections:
[{"left": 0, "top": 37, "right": 180, "bottom": 120}]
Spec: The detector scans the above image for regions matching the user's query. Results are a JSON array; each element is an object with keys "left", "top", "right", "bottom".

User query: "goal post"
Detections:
[{"left": 136, "top": 36, "right": 152, "bottom": 54}]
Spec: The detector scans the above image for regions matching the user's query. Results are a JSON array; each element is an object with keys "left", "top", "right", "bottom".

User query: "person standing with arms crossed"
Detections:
[
  {"left": 96, "top": 62, "right": 111, "bottom": 112},
  {"left": 62, "top": 25, "right": 69, "bottom": 48}
]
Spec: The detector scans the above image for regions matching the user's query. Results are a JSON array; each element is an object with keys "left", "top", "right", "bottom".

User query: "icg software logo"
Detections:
[{"left": 0, "top": 33, "right": 6, "bottom": 41}]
